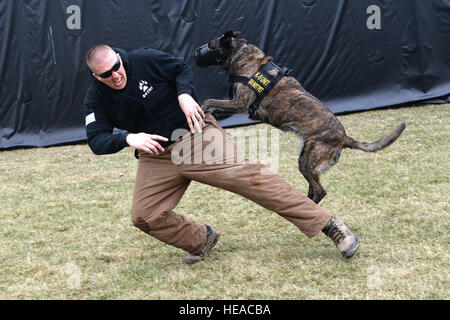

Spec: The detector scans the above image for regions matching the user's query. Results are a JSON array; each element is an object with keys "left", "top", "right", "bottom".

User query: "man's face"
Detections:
[{"left": 92, "top": 52, "right": 127, "bottom": 90}]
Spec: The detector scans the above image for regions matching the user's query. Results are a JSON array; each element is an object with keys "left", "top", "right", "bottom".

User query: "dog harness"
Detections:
[{"left": 228, "top": 60, "right": 292, "bottom": 115}]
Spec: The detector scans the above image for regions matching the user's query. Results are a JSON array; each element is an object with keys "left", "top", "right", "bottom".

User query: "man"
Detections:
[{"left": 84, "top": 44, "right": 360, "bottom": 264}]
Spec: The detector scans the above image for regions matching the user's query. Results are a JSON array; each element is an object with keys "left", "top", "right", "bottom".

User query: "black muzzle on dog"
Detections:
[
  {"left": 193, "top": 31, "right": 240, "bottom": 67},
  {"left": 192, "top": 43, "right": 229, "bottom": 68}
]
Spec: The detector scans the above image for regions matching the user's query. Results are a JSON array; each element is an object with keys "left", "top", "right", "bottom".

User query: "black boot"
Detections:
[{"left": 185, "top": 225, "right": 220, "bottom": 265}]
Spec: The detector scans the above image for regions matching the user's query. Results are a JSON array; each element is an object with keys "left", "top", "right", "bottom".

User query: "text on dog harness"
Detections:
[{"left": 228, "top": 60, "right": 291, "bottom": 116}]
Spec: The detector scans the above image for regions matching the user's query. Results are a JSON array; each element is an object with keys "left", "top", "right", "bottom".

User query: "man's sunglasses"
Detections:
[{"left": 96, "top": 59, "right": 121, "bottom": 78}]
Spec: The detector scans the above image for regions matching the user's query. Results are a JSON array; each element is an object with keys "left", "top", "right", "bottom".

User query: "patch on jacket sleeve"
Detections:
[{"left": 85, "top": 112, "right": 96, "bottom": 126}]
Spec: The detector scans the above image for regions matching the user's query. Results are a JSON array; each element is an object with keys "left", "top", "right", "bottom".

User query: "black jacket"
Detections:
[{"left": 84, "top": 47, "right": 192, "bottom": 155}]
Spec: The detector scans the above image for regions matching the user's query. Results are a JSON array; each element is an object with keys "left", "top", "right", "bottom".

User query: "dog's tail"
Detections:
[{"left": 344, "top": 122, "right": 406, "bottom": 152}]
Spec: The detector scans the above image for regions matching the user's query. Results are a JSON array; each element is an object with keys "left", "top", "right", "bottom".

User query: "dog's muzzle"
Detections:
[{"left": 193, "top": 44, "right": 229, "bottom": 68}]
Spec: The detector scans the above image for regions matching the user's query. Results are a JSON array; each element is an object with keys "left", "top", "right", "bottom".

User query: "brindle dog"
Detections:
[{"left": 195, "top": 31, "right": 406, "bottom": 204}]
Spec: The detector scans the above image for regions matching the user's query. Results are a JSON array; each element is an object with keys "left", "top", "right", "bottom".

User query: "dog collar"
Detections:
[{"left": 229, "top": 44, "right": 247, "bottom": 66}]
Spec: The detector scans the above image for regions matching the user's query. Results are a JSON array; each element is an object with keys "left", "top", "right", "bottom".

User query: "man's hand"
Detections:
[
  {"left": 178, "top": 93, "right": 206, "bottom": 133},
  {"left": 126, "top": 133, "right": 168, "bottom": 155}
]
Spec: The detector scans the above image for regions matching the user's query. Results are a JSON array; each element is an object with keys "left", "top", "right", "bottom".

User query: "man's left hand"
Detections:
[{"left": 178, "top": 93, "right": 206, "bottom": 134}]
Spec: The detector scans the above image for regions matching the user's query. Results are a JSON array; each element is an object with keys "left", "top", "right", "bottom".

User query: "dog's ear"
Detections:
[
  {"left": 223, "top": 31, "right": 241, "bottom": 38},
  {"left": 223, "top": 31, "right": 234, "bottom": 39},
  {"left": 220, "top": 31, "right": 233, "bottom": 47},
  {"left": 220, "top": 30, "right": 241, "bottom": 47}
]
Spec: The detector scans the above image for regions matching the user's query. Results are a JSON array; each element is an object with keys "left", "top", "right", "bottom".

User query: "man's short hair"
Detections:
[{"left": 86, "top": 44, "right": 115, "bottom": 71}]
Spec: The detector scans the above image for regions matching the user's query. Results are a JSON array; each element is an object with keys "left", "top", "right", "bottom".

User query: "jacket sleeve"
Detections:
[
  {"left": 144, "top": 49, "right": 194, "bottom": 96},
  {"left": 84, "top": 102, "right": 129, "bottom": 155}
]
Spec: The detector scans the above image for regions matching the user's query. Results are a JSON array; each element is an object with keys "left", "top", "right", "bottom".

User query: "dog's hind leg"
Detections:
[
  {"left": 298, "top": 152, "right": 325, "bottom": 203},
  {"left": 300, "top": 167, "right": 327, "bottom": 204},
  {"left": 298, "top": 143, "right": 341, "bottom": 204}
]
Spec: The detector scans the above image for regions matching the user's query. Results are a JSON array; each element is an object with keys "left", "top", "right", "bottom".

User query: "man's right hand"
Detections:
[{"left": 126, "top": 133, "right": 168, "bottom": 155}]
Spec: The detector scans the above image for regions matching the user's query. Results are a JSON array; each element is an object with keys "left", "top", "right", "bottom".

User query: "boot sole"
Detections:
[{"left": 342, "top": 237, "right": 360, "bottom": 259}]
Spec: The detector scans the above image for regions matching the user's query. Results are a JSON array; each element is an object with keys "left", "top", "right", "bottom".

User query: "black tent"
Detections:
[{"left": 1, "top": 0, "right": 449, "bottom": 149}]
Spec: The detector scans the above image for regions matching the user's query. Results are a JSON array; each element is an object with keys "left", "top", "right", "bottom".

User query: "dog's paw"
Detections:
[
  {"left": 201, "top": 106, "right": 216, "bottom": 115},
  {"left": 204, "top": 108, "right": 221, "bottom": 118},
  {"left": 201, "top": 100, "right": 219, "bottom": 116},
  {"left": 203, "top": 107, "right": 232, "bottom": 120},
  {"left": 200, "top": 100, "right": 211, "bottom": 113}
]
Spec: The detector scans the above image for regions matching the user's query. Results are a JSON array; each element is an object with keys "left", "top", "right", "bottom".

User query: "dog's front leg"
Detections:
[{"left": 202, "top": 98, "right": 248, "bottom": 117}]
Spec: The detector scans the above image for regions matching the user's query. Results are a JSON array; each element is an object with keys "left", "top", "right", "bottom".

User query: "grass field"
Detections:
[{"left": 0, "top": 103, "right": 448, "bottom": 300}]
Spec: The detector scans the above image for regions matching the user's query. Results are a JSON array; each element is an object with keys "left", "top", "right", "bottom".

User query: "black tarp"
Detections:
[{"left": 1, "top": 0, "right": 449, "bottom": 149}]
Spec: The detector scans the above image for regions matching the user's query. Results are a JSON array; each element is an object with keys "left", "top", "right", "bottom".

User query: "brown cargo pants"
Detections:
[{"left": 131, "top": 114, "right": 331, "bottom": 255}]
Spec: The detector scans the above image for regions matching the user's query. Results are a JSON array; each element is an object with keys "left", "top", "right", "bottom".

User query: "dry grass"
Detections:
[{"left": 0, "top": 103, "right": 448, "bottom": 299}]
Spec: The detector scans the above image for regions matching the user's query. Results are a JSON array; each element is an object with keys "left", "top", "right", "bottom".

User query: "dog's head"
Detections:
[{"left": 193, "top": 30, "right": 247, "bottom": 68}]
